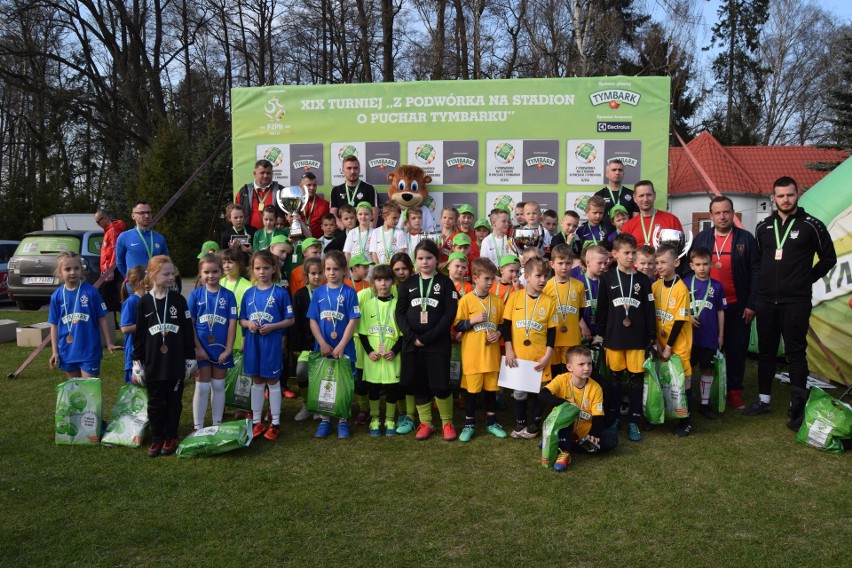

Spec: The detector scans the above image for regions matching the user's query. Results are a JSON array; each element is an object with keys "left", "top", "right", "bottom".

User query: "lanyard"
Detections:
[
  {"left": 382, "top": 228, "right": 396, "bottom": 261},
  {"left": 205, "top": 285, "right": 222, "bottom": 335},
  {"left": 135, "top": 227, "right": 154, "bottom": 259},
  {"left": 587, "top": 225, "right": 600, "bottom": 245},
  {"left": 62, "top": 285, "right": 82, "bottom": 337},
  {"left": 305, "top": 196, "right": 317, "bottom": 222},
  {"left": 495, "top": 235, "right": 506, "bottom": 257},
  {"left": 151, "top": 291, "right": 170, "bottom": 346},
  {"left": 344, "top": 181, "right": 361, "bottom": 206},
  {"left": 358, "top": 229, "right": 371, "bottom": 255},
  {"left": 524, "top": 293, "right": 542, "bottom": 343},
  {"left": 713, "top": 230, "right": 733, "bottom": 265},
  {"left": 495, "top": 281, "right": 511, "bottom": 303},
  {"left": 566, "top": 381, "right": 588, "bottom": 434},
  {"left": 640, "top": 211, "right": 656, "bottom": 245},
  {"left": 582, "top": 273, "right": 597, "bottom": 313},
  {"left": 419, "top": 275, "right": 434, "bottom": 312},
  {"left": 374, "top": 295, "right": 393, "bottom": 345},
  {"left": 455, "top": 282, "right": 467, "bottom": 297},
  {"left": 252, "top": 286, "right": 273, "bottom": 324},
  {"left": 607, "top": 186, "right": 621, "bottom": 207},
  {"left": 656, "top": 276, "right": 678, "bottom": 322},
  {"left": 616, "top": 270, "right": 634, "bottom": 319},
  {"left": 774, "top": 218, "right": 796, "bottom": 250},
  {"left": 689, "top": 277, "right": 711, "bottom": 317},
  {"left": 474, "top": 292, "right": 492, "bottom": 326},
  {"left": 553, "top": 279, "right": 571, "bottom": 323},
  {"left": 255, "top": 186, "right": 271, "bottom": 210},
  {"left": 325, "top": 285, "right": 343, "bottom": 335}
]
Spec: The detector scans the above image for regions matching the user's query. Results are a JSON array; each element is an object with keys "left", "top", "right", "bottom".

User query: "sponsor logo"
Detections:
[
  {"left": 589, "top": 90, "right": 641, "bottom": 107},
  {"left": 446, "top": 156, "right": 476, "bottom": 169},
  {"left": 368, "top": 157, "right": 398, "bottom": 170},
  {"left": 264, "top": 97, "right": 286, "bottom": 121},
  {"left": 514, "top": 320, "right": 544, "bottom": 332},
  {"left": 524, "top": 156, "right": 556, "bottom": 169},
  {"left": 293, "top": 159, "right": 321, "bottom": 170},
  {"left": 597, "top": 121, "right": 632, "bottom": 133}
]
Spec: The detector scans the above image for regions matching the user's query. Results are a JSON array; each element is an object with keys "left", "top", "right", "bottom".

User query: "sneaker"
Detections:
[
  {"left": 384, "top": 419, "right": 396, "bottom": 436},
  {"left": 525, "top": 420, "right": 540, "bottom": 436},
  {"left": 315, "top": 420, "right": 332, "bottom": 438},
  {"left": 264, "top": 424, "right": 280, "bottom": 441},
  {"left": 369, "top": 419, "right": 381, "bottom": 438},
  {"left": 252, "top": 422, "right": 268, "bottom": 438},
  {"left": 337, "top": 421, "right": 351, "bottom": 439},
  {"left": 742, "top": 400, "right": 771, "bottom": 416},
  {"left": 355, "top": 410, "right": 370, "bottom": 425},
  {"left": 675, "top": 421, "right": 693, "bottom": 438},
  {"left": 415, "top": 423, "right": 435, "bottom": 441},
  {"left": 396, "top": 415, "right": 415, "bottom": 435},
  {"left": 628, "top": 422, "right": 642, "bottom": 442},
  {"left": 553, "top": 450, "right": 572, "bottom": 472},
  {"left": 443, "top": 423, "right": 457, "bottom": 441},
  {"left": 294, "top": 405, "right": 311, "bottom": 422},
  {"left": 605, "top": 418, "right": 620, "bottom": 434},
  {"left": 486, "top": 423, "right": 508, "bottom": 439},
  {"left": 161, "top": 439, "right": 178, "bottom": 456},
  {"left": 727, "top": 390, "right": 746, "bottom": 410},
  {"left": 283, "top": 388, "right": 298, "bottom": 399},
  {"left": 313, "top": 413, "right": 323, "bottom": 420},
  {"left": 699, "top": 404, "right": 718, "bottom": 420},
  {"left": 459, "top": 425, "right": 475, "bottom": 442},
  {"left": 511, "top": 426, "right": 536, "bottom": 440},
  {"left": 147, "top": 439, "right": 164, "bottom": 458}
]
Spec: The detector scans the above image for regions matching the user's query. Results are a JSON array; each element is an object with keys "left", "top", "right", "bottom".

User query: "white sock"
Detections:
[
  {"left": 193, "top": 381, "right": 211, "bottom": 429},
  {"left": 700, "top": 375, "right": 712, "bottom": 405},
  {"left": 759, "top": 394, "right": 771, "bottom": 404},
  {"left": 251, "top": 383, "right": 265, "bottom": 423},
  {"left": 268, "top": 382, "right": 282, "bottom": 426},
  {"left": 211, "top": 379, "right": 226, "bottom": 425}
]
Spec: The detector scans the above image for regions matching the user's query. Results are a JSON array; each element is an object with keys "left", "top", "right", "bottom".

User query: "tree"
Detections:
[{"left": 826, "top": 27, "right": 852, "bottom": 150}]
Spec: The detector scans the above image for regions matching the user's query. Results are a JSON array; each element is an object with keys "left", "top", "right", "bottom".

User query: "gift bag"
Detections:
[
  {"left": 176, "top": 419, "right": 253, "bottom": 458},
  {"left": 541, "top": 403, "right": 580, "bottom": 468},
  {"left": 449, "top": 343, "right": 462, "bottom": 387},
  {"left": 55, "top": 378, "right": 103, "bottom": 445},
  {"left": 642, "top": 357, "right": 665, "bottom": 425},
  {"left": 224, "top": 353, "right": 252, "bottom": 411},
  {"left": 306, "top": 352, "right": 354, "bottom": 419},
  {"left": 710, "top": 350, "right": 727, "bottom": 414},
  {"left": 657, "top": 355, "right": 689, "bottom": 420},
  {"left": 795, "top": 387, "right": 852, "bottom": 454},
  {"left": 102, "top": 385, "right": 148, "bottom": 447}
]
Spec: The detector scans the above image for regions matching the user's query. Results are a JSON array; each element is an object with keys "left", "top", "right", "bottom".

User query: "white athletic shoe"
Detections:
[{"left": 294, "top": 405, "right": 311, "bottom": 422}]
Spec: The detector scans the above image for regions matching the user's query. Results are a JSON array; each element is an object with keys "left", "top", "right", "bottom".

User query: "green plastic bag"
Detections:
[
  {"left": 224, "top": 353, "right": 252, "bottom": 411},
  {"left": 55, "top": 378, "right": 103, "bottom": 445},
  {"left": 658, "top": 355, "right": 688, "bottom": 420},
  {"left": 591, "top": 346, "right": 611, "bottom": 383},
  {"left": 449, "top": 343, "right": 461, "bottom": 386},
  {"left": 176, "top": 419, "right": 253, "bottom": 458},
  {"left": 541, "top": 402, "right": 580, "bottom": 468},
  {"left": 642, "top": 357, "right": 665, "bottom": 425},
  {"left": 796, "top": 387, "right": 852, "bottom": 454},
  {"left": 306, "top": 352, "right": 354, "bottom": 418},
  {"left": 710, "top": 350, "right": 727, "bottom": 414},
  {"left": 102, "top": 385, "right": 148, "bottom": 447}
]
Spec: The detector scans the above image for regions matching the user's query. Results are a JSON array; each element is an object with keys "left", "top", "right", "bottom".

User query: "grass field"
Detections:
[{"left": 1, "top": 309, "right": 849, "bottom": 567}]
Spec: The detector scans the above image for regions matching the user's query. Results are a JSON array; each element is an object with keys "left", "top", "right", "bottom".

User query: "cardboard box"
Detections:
[
  {"left": 0, "top": 319, "right": 18, "bottom": 342},
  {"left": 17, "top": 322, "right": 53, "bottom": 347}
]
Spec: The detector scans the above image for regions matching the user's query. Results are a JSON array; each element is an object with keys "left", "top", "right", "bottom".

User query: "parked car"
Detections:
[
  {"left": 0, "top": 240, "right": 21, "bottom": 300},
  {"left": 6, "top": 230, "right": 103, "bottom": 310}
]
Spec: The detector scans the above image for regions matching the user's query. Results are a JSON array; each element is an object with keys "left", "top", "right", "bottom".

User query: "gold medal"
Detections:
[
  {"left": 65, "top": 335, "right": 73, "bottom": 344},
  {"left": 160, "top": 344, "right": 169, "bottom": 354},
  {"left": 623, "top": 318, "right": 631, "bottom": 327}
]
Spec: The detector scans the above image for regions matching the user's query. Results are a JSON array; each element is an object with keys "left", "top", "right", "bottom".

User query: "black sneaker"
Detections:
[
  {"left": 699, "top": 404, "right": 718, "bottom": 420},
  {"left": 675, "top": 421, "right": 693, "bottom": 437},
  {"left": 742, "top": 401, "right": 771, "bottom": 416}
]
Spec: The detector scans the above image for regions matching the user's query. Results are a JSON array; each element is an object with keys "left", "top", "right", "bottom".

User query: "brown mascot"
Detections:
[{"left": 386, "top": 165, "right": 436, "bottom": 231}]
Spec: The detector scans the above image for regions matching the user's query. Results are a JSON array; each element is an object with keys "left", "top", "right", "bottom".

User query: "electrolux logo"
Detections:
[{"left": 597, "top": 121, "right": 632, "bottom": 133}]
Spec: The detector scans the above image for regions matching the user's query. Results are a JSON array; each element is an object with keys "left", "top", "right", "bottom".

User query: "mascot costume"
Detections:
[{"left": 387, "top": 165, "right": 437, "bottom": 232}]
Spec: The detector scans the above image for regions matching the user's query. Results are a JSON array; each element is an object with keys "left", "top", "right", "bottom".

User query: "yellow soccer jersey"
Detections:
[
  {"left": 652, "top": 278, "right": 692, "bottom": 365},
  {"left": 504, "top": 291, "right": 557, "bottom": 381},
  {"left": 543, "top": 277, "right": 586, "bottom": 347},
  {"left": 453, "top": 292, "right": 504, "bottom": 375},
  {"left": 546, "top": 374, "right": 604, "bottom": 440}
]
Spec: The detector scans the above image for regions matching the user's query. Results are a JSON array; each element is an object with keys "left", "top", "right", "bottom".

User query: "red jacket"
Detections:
[{"left": 100, "top": 220, "right": 126, "bottom": 272}]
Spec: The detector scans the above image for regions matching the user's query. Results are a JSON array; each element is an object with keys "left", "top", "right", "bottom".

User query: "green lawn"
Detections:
[{"left": 0, "top": 309, "right": 849, "bottom": 566}]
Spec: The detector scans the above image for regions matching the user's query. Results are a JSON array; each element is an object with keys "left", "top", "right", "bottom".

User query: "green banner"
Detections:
[{"left": 231, "top": 77, "right": 671, "bottom": 215}]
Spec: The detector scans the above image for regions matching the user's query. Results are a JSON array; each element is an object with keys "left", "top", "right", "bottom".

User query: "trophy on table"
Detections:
[
  {"left": 509, "top": 226, "right": 544, "bottom": 255},
  {"left": 652, "top": 227, "right": 693, "bottom": 258},
  {"left": 276, "top": 185, "right": 309, "bottom": 239}
]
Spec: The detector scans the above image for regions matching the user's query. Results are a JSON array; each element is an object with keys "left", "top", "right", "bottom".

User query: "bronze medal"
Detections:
[
  {"left": 207, "top": 334, "right": 216, "bottom": 344},
  {"left": 160, "top": 344, "right": 169, "bottom": 354},
  {"left": 560, "top": 326, "right": 568, "bottom": 333},
  {"left": 65, "top": 335, "right": 73, "bottom": 344},
  {"left": 523, "top": 339, "right": 532, "bottom": 346},
  {"left": 715, "top": 262, "right": 722, "bottom": 269},
  {"left": 622, "top": 318, "right": 631, "bottom": 327},
  {"left": 420, "top": 311, "right": 428, "bottom": 324},
  {"left": 330, "top": 331, "right": 338, "bottom": 340},
  {"left": 661, "top": 330, "right": 668, "bottom": 338}
]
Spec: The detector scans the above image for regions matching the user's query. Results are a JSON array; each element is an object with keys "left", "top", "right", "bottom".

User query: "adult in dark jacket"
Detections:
[{"left": 235, "top": 159, "right": 284, "bottom": 231}]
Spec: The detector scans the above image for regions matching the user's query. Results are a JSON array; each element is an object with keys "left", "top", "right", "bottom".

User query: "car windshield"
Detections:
[{"left": 15, "top": 236, "right": 81, "bottom": 256}]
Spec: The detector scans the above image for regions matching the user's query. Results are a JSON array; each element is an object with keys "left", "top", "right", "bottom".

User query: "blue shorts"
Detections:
[
  {"left": 61, "top": 360, "right": 100, "bottom": 376},
  {"left": 197, "top": 354, "right": 235, "bottom": 370},
  {"left": 243, "top": 331, "right": 282, "bottom": 379}
]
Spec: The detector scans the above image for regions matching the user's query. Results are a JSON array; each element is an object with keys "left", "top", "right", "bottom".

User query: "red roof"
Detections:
[{"left": 668, "top": 131, "right": 849, "bottom": 195}]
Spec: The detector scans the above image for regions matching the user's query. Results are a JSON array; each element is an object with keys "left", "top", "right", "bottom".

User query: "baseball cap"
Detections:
[
  {"left": 300, "top": 237, "right": 321, "bottom": 251},
  {"left": 609, "top": 204, "right": 629, "bottom": 220},
  {"left": 349, "top": 254, "right": 373, "bottom": 267},
  {"left": 452, "top": 233, "right": 471, "bottom": 246},
  {"left": 474, "top": 218, "right": 491, "bottom": 230},
  {"left": 447, "top": 252, "right": 468, "bottom": 265},
  {"left": 457, "top": 204, "right": 476, "bottom": 217},
  {"left": 270, "top": 235, "right": 289, "bottom": 246},
  {"left": 197, "top": 240, "right": 220, "bottom": 259},
  {"left": 499, "top": 254, "right": 520, "bottom": 268}
]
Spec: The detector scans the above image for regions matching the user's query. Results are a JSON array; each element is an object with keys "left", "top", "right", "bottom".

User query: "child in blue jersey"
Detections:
[
  {"left": 119, "top": 266, "right": 147, "bottom": 383},
  {"left": 189, "top": 254, "right": 238, "bottom": 430},
  {"left": 307, "top": 250, "right": 361, "bottom": 439},
  {"left": 240, "top": 250, "right": 295, "bottom": 441},
  {"left": 48, "top": 252, "right": 120, "bottom": 377}
]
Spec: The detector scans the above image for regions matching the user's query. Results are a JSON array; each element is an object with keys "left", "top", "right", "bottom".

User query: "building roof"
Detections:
[{"left": 669, "top": 131, "right": 849, "bottom": 196}]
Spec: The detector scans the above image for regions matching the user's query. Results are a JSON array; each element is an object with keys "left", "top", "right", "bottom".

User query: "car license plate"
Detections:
[{"left": 23, "top": 276, "right": 54, "bottom": 285}]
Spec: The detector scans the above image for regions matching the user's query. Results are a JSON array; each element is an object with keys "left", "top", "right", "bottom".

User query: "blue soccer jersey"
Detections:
[
  {"left": 307, "top": 283, "right": 361, "bottom": 362},
  {"left": 684, "top": 275, "right": 727, "bottom": 350},
  {"left": 114, "top": 228, "right": 169, "bottom": 277},
  {"left": 48, "top": 282, "right": 108, "bottom": 367},
  {"left": 240, "top": 284, "right": 294, "bottom": 378},
  {"left": 189, "top": 285, "right": 238, "bottom": 366},
  {"left": 120, "top": 292, "right": 142, "bottom": 372}
]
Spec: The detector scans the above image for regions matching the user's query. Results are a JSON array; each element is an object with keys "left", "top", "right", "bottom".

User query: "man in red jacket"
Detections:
[{"left": 95, "top": 209, "right": 126, "bottom": 313}]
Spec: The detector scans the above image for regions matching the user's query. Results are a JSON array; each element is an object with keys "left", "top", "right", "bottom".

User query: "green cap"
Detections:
[
  {"left": 609, "top": 204, "right": 629, "bottom": 220},
  {"left": 452, "top": 233, "right": 471, "bottom": 246},
  {"left": 270, "top": 235, "right": 289, "bottom": 246},
  {"left": 457, "top": 204, "right": 476, "bottom": 217},
  {"left": 300, "top": 237, "right": 321, "bottom": 251},
  {"left": 197, "top": 240, "right": 220, "bottom": 259},
  {"left": 356, "top": 201, "right": 373, "bottom": 212},
  {"left": 499, "top": 254, "right": 520, "bottom": 268},
  {"left": 349, "top": 254, "right": 373, "bottom": 267},
  {"left": 474, "top": 218, "right": 491, "bottom": 230},
  {"left": 447, "top": 252, "right": 468, "bottom": 265}
]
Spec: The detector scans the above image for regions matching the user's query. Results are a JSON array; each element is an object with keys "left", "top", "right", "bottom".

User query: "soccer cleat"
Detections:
[
  {"left": 384, "top": 419, "right": 396, "bottom": 436},
  {"left": 459, "top": 425, "right": 475, "bottom": 442},
  {"left": 369, "top": 419, "right": 382, "bottom": 438},
  {"left": 486, "top": 423, "right": 508, "bottom": 439},
  {"left": 742, "top": 401, "right": 771, "bottom": 416},
  {"left": 252, "top": 422, "right": 268, "bottom": 438},
  {"left": 553, "top": 450, "right": 572, "bottom": 472},
  {"left": 605, "top": 418, "right": 620, "bottom": 434},
  {"left": 511, "top": 425, "right": 536, "bottom": 439},
  {"left": 147, "top": 439, "right": 164, "bottom": 458},
  {"left": 443, "top": 423, "right": 457, "bottom": 441},
  {"left": 675, "top": 421, "right": 693, "bottom": 438},
  {"left": 415, "top": 423, "right": 435, "bottom": 441},
  {"left": 395, "top": 415, "right": 415, "bottom": 435},
  {"left": 355, "top": 410, "right": 370, "bottom": 425},
  {"left": 283, "top": 388, "right": 298, "bottom": 399},
  {"left": 699, "top": 404, "right": 718, "bottom": 420},
  {"left": 315, "top": 420, "right": 332, "bottom": 438},
  {"left": 161, "top": 439, "right": 178, "bottom": 456},
  {"left": 294, "top": 405, "right": 312, "bottom": 422},
  {"left": 628, "top": 422, "right": 642, "bottom": 442},
  {"left": 264, "top": 424, "right": 280, "bottom": 441},
  {"left": 727, "top": 390, "right": 746, "bottom": 410},
  {"left": 337, "top": 421, "right": 350, "bottom": 439}
]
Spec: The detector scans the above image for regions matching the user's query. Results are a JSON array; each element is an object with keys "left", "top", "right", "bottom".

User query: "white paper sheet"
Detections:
[{"left": 497, "top": 357, "right": 543, "bottom": 393}]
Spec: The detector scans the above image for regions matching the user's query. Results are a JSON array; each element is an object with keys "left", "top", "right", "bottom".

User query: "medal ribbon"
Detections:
[
  {"left": 205, "top": 285, "right": 222, "bottom": 338},
  {"left": 689, "top": 277, "right": 711, "bottom": 317},
  {"left": 656, "top": 276, "right": 678, "bottom": 326},
  {"left": 358, "top": 229, "right": 371, "bottom": 256},
  {"left": 640, "top": 211, "right": 656, "bottom": 245},
  {"left": 62, "top": 285, "right": 82, "bottom": 338},
  {"left": 773, "top": 218, "right": 796, "bottom": 251},
  {"left": 151, "top": 291, "right": 170, "bottom": 347},
  {"left": 344, "top": 181, "right": 361, "bottom": 206},
  {"left": 325, "top": 286, "right": 342, "bottom": 338},
  {"left": 252, "top": 287, "right": 273, "bottom": 328},
  {"left": 553, "top": 279, "right": 571, "bottom": 325},
  {"left": 135, "top": 227, "right": 154, "bottom": 259},
  {"left": 567, "top": 382, "right": 587, "bottom": 434},
  {"left": 374, "top": 294, "right": 393, "bottom": 347},
  {"left": 524, "top": 293, "right": 542, "bottom": 343},
  {"left": 616, "top": 270, "right": 634, "bottom": 320},
  {"left": 382, "top": 228, "right": 396, "bottom": 261},
  {"left": 419, "top": 275, "right": 434, "bottom": 313},
  {"left": 713, "top": 230, "right": 733, "bottom": 266},
  {"left": 474, "top": 292, "right": 492, "bottom": 329}
]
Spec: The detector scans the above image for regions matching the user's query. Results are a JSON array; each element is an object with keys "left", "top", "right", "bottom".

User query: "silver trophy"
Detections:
[
  {"left": 652, "top": 227, "right": 693, "bottom": 258},
  {"left": 420, "top": 231, "right": 444, "bottom": 246},
  {"left": 275, "top": 185, "right": 309, "bottom": 239},
  {"left": 509, "top": 226, "right": 544, "bottom": 254}
]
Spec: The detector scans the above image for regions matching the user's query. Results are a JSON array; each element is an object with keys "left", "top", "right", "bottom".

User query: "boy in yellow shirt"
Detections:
[{"left": 544, "top": 244, "right": 589, "bottom": 378}]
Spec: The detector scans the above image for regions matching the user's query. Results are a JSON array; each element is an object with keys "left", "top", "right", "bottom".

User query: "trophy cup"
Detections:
[
  {"left": 276, "top": 185, "right": 309, "bottom": 239},
  {"left": 420, "top": 231, "right": 444, "bottom": 246},
  {"left": 509, "top": 226, "right": 544, "bottom": 255},
  {"left": 652, "top": 227, "right": 693, "bottom": 258}
]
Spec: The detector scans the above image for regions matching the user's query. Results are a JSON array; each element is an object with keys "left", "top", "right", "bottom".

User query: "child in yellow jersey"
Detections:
[
  {"left": 544, "top": 244, "right": 588, "bottom": 378},
  {"left": 453, "top": 258, "right": 506, "bottom": 442},
  {"left": 653, "top": 244, "right": 694, "bottom": 437},
  {"left": 538, "top": 346, "right": 616, "bottom": 471},
  {"left": 502, "top": 257, "right": 557, "bottom": 439}
]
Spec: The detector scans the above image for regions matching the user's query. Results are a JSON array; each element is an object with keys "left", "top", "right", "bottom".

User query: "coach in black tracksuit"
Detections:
[{"left": 743, "top": 177, "right": 836, "bottom": 431}]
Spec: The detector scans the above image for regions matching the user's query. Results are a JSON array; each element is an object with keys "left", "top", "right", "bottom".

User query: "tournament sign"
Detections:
[{"left": 231, "top": 77, "right": 671, "bottom": 215}]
